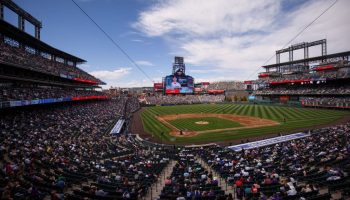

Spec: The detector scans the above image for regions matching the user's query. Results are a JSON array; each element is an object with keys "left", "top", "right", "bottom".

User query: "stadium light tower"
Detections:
[
  {"left": 275, "top": 39, "right": 327, "bottom": 66},
  {"left": 1, "top": 0, "right": 42, "bottom": 39}
]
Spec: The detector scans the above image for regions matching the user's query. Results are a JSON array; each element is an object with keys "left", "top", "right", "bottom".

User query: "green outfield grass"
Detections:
[
  {"left": 140, "top": 104, "right": 349, "bottom": 144},
  {"left": 169, "top": 117, "right": 242, "bottom": 131}
]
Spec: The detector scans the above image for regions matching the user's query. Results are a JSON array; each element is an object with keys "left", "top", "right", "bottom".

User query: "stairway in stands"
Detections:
[{"left": 144, "top": 160, "right": 177, "bottom": 200}]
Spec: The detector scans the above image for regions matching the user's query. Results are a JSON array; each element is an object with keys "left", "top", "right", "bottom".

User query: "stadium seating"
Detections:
[
  {"left": 301, "top": 97, "right": 350, "bottom": 108},
  {"left": 0, "top": 38, "right": 100, "bottom": 83},
  {"left": 0, "top": 87, "right": 107, "bottom": 102},
  {"left": 252, "top": 60, "right": 350, "bottom": 108},
  {"left": 196, "top": 123, "right": 350, "bottom": 199},
  {"left": 159, "top": 151, "right": 226, "bottom": 200},
  {"left": 256, "top": 62, "right": 350, "bottom": 83},
  {"left": 208, "top": 81, "right": 245, "bottom": 91},
  {"left": 253, "top": 85, "right": 350, "bottom": 96},
  {"left": 1, "top": 95, "right": 349, "bottom": 199},
  {"left": 144, "top": 95, "right": 225, "bottom": 105},
  {"left": 0, "top": 97, "right": 154, "bottom": 199}
]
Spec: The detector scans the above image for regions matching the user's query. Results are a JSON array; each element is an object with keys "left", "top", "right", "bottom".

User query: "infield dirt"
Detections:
[{"left": 156, "top": 113, "right": 279, "bottom": 137}]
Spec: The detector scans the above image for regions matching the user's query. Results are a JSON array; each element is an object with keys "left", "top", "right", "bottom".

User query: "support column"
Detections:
[
  {"left": 304, "top": 47, "right": 309, "bottom": 59},
  {"left": 0, "top": 33, "right": 4, "bottom": 44},
  {"left": 289, "top": 49, "right": 293, "bottom": 62},
  {"left": 322, "top": 42, "right": 327, "bottom": 56},
  {"left": 18, "top": 15, "right": 25, "bottom": 31},
  {"left": 276, "top": 52, "right": 280, "bottom": 64},
  {"left": 17, "top": 16, "right": 25, "bottom": 49},
  {"left": 0, "top": 2, "right": 4, "bottom": 20},
  {"left": 321, "top": 42, "right": 327, "bottom": 62},
  {"left": 304, "top": 47, "right": 309, "bottom": 66},
  {"left": 35, "top": 26, "right": 41, "bottom": 40}
]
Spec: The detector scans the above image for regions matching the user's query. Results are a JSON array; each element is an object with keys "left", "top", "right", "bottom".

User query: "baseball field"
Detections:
[{"left": 138, "top": 104, "right": 349, "bottom": 144}]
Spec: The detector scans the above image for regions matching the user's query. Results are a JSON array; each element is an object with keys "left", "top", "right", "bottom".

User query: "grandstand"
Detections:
[
  {"left": 208, "top": 81, "right": 245, "bottom": 91},
  {"left": 143, "top": 95, "right": 225, "bottom": 105},
  {"left": 248, "top": 39, "right": 350, "bottom": 109},
  {"left": 1, "top": 1, "right": 350, "bottom": 200},
  {"left": 0, "top": 0, "right": 106, "bottom": 110}
]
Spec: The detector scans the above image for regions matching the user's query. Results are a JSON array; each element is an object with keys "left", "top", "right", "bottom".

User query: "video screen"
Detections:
[{"left": 165, "top": 75, "right": 194, "bottom": 94}]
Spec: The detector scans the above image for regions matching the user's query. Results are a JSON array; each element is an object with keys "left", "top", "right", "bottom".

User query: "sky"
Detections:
[{"left": 5, "top": 0, "right": 350, "bottom": 88}]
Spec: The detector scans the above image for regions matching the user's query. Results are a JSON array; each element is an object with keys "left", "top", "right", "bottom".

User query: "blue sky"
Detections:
[{"left": 6, "top": 0, "right": 350, "bottom": 88}]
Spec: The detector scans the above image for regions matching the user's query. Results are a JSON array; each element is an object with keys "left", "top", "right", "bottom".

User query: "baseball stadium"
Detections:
[{"left": 1, "top": 0, "right": 350, "bottom": 200}]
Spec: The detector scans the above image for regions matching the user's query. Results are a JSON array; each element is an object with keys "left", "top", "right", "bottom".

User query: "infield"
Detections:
[
  {"left": 158, "top": 114, "right": 278, "bottom": 137},
  {"left": 169, "top": 117, "right": 241, "bottom": 131}
]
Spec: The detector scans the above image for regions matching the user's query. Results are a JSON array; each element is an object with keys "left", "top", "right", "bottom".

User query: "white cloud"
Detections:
[
  {"left": 135, "top": 60, "right": 155, "bottom": 66},
  {"left": 119, "top": 79, "right": 154, "bottom": 88},
  {"left": 134, "top": 0, "right": 280, "bottom": 37},
  {"left": 195, "top": 77, "right": 241, "bottom": 83},
  {"left": 89, "top": 68, "right": 159, "bottom": 88},
  {"left": 134, "top": 0, "right": 350, "bottom": 80},
  {"left": 90, "top": 68, "right": 132, "bottom": 88},
  {"left": 90, "top": 68, "right": 131, "bottom": 80}
]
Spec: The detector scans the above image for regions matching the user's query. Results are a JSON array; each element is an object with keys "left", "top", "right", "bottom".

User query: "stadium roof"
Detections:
[
  {"left": 1, "top": 0, "right": 42, "bottom": 28},
  {"left": 0, "top": 19, "right": 86, "bottom": 63},
  {"left": 262, "top": 51, "right": 350, "bottom": 69}
]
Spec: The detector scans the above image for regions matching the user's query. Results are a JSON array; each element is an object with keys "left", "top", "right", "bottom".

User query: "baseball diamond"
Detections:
[{"left": 137, "top": 104, "right": 349, "bottom": 144}]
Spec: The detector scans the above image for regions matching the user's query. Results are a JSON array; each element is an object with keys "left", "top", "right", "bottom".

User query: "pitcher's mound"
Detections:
[{"left": 195, "top": 121, "right": 209, "bottom": 125}]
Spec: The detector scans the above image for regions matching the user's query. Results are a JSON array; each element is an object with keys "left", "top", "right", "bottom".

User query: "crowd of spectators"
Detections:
[
  {"left": 125, "top": 96, "right": 141, "bottom": 114},
  {"left": 301, "top": 97, "right": 350, "bottom": 108},
  {"left": 0, "top": 86, "right": 107, "bottom": 102},
  {"left": 197, "top": 123, "right": 350, "bottom": 199},
  {"left": 156, "top": 122, "right": 350, "bottom": 199},
  {"left": 144, "top": 95, "right": 225, "bottom": 105},
  {"left": 257, "top": 67, "right": 350, "bottom": 84},
  {"left": 160, "top": 150, "right": 226, "bottom": 200},
  {"left": 253, "top": 65, "right": 350, "bottom": 108},
  {"left": 0, "top": 98, "right": 169, "bottom": 199},
  {"left": 257, "top": 73, "right": 312, "bottom": 83},
  {"left": 0, "top": 37, "right": 100, "bottom": 82},
  {"left": 1, "top": 94, "right": 349, "bottom": 199},
  {"left": 207, "top": 81, "right": 245, "bottom": 91},
  {"left": 253, "top": 85, "right": 350, "bottom": 96}
]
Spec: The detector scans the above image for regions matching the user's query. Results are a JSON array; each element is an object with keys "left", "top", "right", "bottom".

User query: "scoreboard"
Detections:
[{"left": 164, "top": 75, "right": 194, "bottom": 94}]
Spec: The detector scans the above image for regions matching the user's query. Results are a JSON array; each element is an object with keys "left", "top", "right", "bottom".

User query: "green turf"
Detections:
[
  {"left": 169, "top": 117, "right": 242, "bottom": 131},
  {"left": 140, "top": 104, "right": 349, "bottom": 144}
]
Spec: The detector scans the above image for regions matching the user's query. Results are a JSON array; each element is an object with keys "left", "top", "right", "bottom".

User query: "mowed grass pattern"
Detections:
[
  {"left": 169, "top": 117, "right": 242, "bottom": 131},
  {"left": 141, "top": 104, "right": 349, "bottom": 144}
]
